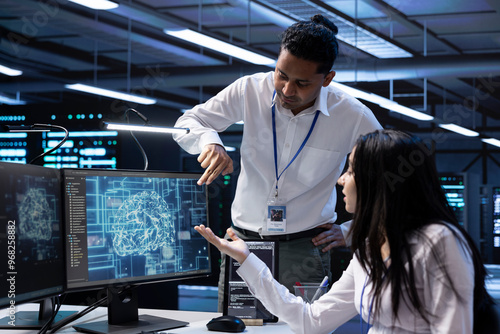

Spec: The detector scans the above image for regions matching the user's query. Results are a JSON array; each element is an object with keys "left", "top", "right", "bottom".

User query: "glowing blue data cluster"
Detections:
[
  {"left": 18, "top": 188, "right": 53, "bottom": 241},
  {"left": 112, "top": 191, "right": 175, "bottom": 256}
]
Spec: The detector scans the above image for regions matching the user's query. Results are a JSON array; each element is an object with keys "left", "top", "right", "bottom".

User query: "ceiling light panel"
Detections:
[
  {"left": 438, "top": 124, "right": 479, "bottom": 137},
  {"left": 68, "top": 0, "right": 118, "bottom": 10},
  {"left": 259, "top": 0, "right": 412, "bottom": 58},
  {"left": 482, "top": 138, "right": 500, "bottom": 148},
  {"left": 0, "top": 64, "right": 22, "bottom": 76},
  {"left": 164, "top": 29, "right": 276, "bottom": 66},
  {"left": 65, "top": 84, "right": 157, "bottom": 105},
  {"left": 0, "top": 94, "right": 26, "bottom": 105}
]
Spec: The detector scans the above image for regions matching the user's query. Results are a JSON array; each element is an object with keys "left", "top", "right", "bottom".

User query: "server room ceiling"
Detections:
[{"left": 1, "top": 0, "right": 500, "bottom": 136}]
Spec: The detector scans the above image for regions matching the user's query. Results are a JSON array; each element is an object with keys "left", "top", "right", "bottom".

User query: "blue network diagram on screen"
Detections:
[{"left": 63, "top": 169, "right": 211, "bottom": 290}]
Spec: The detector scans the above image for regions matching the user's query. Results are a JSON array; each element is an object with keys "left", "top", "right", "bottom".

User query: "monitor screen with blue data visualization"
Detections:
[
  {"left": 0, "top": 161, "right": 65, "bottom": 309},
  {"left": 62, "top": 168, "right": 211, "bottom": 291}
]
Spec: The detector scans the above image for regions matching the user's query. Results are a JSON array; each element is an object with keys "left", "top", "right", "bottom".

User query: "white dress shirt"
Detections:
[
  {"left": 237, "top": 223, "right": 475, "bottom": 334},
  {"left": 174, "top": 71, "right": 381, "bottom": 235}
]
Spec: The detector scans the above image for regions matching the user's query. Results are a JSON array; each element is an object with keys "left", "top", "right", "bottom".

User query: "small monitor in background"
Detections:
[
  {"left": 440, "top": 173, "right": 466, "bottom": 227},
  {"left": 0, "top": 161, "right": 70, "bottom": 329},
  {"left": 492, "top": 187, "right": 500, "bottom": 262},
  {"left": 62, "top": 168, "right": 211, "bottom": 334}
]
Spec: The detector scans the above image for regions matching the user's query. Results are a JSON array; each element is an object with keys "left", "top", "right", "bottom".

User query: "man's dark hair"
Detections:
[{"left": 279, "top": 14, "right": 339, "bottom": 74}]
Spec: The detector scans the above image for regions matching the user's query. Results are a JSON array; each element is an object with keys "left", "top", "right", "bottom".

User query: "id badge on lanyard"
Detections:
[
  {"left": 266, "top": 195, "right": 287, "bottom": 233},
  {"left": 264, "top": 92, "right": 320, "bottom": 234}
]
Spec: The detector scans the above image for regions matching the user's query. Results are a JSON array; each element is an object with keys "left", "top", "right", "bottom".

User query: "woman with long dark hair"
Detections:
[{"left": 196, "top": 129, "right": 494, "bottom": 333}]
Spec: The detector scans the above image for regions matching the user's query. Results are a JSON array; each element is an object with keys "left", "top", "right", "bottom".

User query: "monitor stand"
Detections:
[
  {"left": 0, "top": 298, "right": 76, "bottom": 329},
  {"left": 73, "top": 287, "right": 189, "bottom": 334}
]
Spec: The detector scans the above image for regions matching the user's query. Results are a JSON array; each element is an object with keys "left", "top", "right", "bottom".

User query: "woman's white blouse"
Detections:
[{"left": 237, "top": 223, "right": 474, "bottom": 334}]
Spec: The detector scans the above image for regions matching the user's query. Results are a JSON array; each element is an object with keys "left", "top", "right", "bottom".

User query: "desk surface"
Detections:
[{"left": 1, "top": 303, "right": 293, "bottom": 333}]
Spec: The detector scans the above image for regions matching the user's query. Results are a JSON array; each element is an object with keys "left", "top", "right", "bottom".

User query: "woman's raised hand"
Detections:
[{"left": 194, "top": 225, "right": 250, "bottom": 264}]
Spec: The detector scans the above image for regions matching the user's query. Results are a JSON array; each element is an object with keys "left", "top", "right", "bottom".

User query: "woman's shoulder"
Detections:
[
  {"left": 408, "top": 222, "right": 471, "bottom": 261},
  {"left": 408, "top": 221, "right": 466, "bottom": 247},
  {"left": 412, "top": 221, "right": 458, "bottom": 236}
]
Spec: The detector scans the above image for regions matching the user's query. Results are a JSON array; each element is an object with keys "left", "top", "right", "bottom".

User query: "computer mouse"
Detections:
[{"left": 206, "top": 315, "right": 246, "bottom": 332}]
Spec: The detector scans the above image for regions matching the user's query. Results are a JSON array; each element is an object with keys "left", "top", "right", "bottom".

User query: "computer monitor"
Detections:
[
  {"left": 439, "top": 174, "right": 466, "bottom": 227},
  {"left": 492, "top": 187, "right": 500, "bottom": 262},
  {"left": 61, "top": 168, "right": 211, "bottom": 334},
  {"left": 0, "top": 161, "right": 71, "bottom": 329},
  {"left": 439, "top": 172, "right": 480, "bottom": 247}
]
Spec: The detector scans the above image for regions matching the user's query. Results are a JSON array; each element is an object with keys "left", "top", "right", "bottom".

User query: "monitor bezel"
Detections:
[{"left": 0, "top": 161, "right": 66, "bottom": 310}]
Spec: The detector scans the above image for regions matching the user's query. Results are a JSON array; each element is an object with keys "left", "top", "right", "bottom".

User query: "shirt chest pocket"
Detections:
[{"left": 293, "top": 146, "right": 340, "bottom": 188}]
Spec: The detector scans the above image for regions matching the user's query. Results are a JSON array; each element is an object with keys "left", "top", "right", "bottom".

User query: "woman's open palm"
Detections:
[{"left": 194, "top": 225, "right": 250, "bottom": 264}]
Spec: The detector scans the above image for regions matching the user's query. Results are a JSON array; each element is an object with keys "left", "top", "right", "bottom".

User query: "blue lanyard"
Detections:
[
  {"left": 360, "top": 276, "right": 374, "bottom": 334},
  {"left": 271, "top": 91, "right": 320, "bottom": 197},
  {"left": 360, "top": 267, "right": 390, "bottom": 334}
]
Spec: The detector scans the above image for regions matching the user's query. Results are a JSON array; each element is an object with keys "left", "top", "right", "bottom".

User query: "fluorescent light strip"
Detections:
[
  {"left": 0, "top": 64, "right": 22, "bottom": 76},
  {"left": 330, "top": 82, "right": 391, "bottom": 106},
  {"left": 0, "top": 95, "right": 26, "bottom": 105},
  {"left": 104, "top": 122, "right": 189, "bottom": 134},
  {"left": 164, "top": 29, "right": 276, "bottom": 66},
  {"left": 68, "top": 0, "right": 118, "bottom": 10},
  {"left": 438, "top": 124, "right": 479, "bottom": 137},
  {"left": 330, "top": 82, "right": 434, "bottom": 121},
  {"left": 381, "top": 103, "right": 434, "bottom": 121},
  {"left": 482, "top": 138, "right": 500, "bottom": 148},
  {"left": 334, "top": 80, "right": 488, "bottom": 138},
  {"left": 65, "top": 84, "right": 156, "bottom": 105}
]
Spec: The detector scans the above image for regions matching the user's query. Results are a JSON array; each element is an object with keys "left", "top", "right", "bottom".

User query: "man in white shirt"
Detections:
[{"left": 173, "top": 14, "right": 381, "bottom": 308}]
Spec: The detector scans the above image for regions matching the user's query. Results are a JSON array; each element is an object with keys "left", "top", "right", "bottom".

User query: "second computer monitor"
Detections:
[{"left": 0, "top": 161, "right": 66, "bottom": 328}]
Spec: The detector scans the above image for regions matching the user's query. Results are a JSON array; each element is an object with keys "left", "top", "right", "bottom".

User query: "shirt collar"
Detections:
[
  {"left": 271, "top": 87, "right": 330, "bottom": 117},
  {"left": 271, "top": 91, "right": 278, "bottom": 109},
  {"left": 316, "top": 86, "right": 330, "bottom": 116}
]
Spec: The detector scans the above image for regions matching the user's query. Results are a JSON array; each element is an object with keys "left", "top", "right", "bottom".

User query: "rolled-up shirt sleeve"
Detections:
[{"left": 172, "top": 77, "right": 246, "bottom": 154}]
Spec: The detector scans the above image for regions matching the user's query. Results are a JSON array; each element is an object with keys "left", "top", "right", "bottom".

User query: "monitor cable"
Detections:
[
  {"left": 47, "top": 294, "right": 108, "bottom": 333},
  {"left": 37, "top": 294, "right": 64, "bottom": 334}
]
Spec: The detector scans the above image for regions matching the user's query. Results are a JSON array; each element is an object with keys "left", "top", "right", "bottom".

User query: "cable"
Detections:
[
  {"left": 29, "top": 124, "right": 69, "bottom": 165},
  {"left": 37, "top": 295, "right": 63, "bottom": 334},
  {"left": 48, "top": 294, "right": 108, "bottom": 333},
  {"left": 125, "top": 108, "right": 150, "bottom": 171}
]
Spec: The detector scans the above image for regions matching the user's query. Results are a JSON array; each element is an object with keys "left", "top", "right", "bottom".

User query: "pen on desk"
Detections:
[
  {"left": 311, "top": 276, "right": 329, "bottom": 302},
  {"left": 295, "top": 281, "right": 304, "bottom": 296}
]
